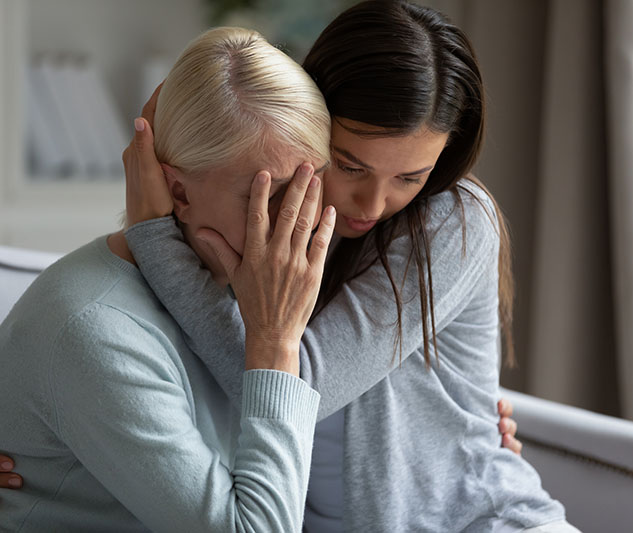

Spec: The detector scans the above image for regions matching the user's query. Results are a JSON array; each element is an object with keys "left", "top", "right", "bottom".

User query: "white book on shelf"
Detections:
[
  {"left": 38, "top": 58, "right": 93, "bottom": 176},
  {"left": 27, "top": 62, "right": 76, "bottom": 177},
  {"left": 81, "top": 64, "right": 128, "bottom": 176}
]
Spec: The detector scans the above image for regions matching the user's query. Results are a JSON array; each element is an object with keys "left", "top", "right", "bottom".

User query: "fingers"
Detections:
[
  {"left": 499, "top": 417, "right": 517, "bottom": 437},
  {"left": 498, "top": 398, "right": 514, "bottom": 418},
  {"left": 133, "top": 117, "right": 158, "bottom": 167},
  {"left": 291, "top": 176, "right": 322, "bottom": 253},
  {"left": 308, "top": 206, "right": 336, "bottom": 267},
  {"left": 270, "top": 163, "right": 314, "bottom": 248},
  {"left": 196, "top": 228, "right": 242, "bottom": 281},
  {"left": 502, "top": 433, "right": 523, "bottom": 456},
  {"left": 244, "top": 172, "right": 272, "bottom": 255},
  {"left": 499, "top": 416, "right": 521, "bottom": 456},
  {"left": 0, "top": 456, "right": 22, "bottom": 489},
  {"left": 124, "top": 114, "right": 173, "bottom": 227},
  {"left": 141, "top": 83, "right": 163, "bottom": 129},
  {"left": 0, "top": 455, "right": 14, "bottom": 471},
  {"left": 0, "top": 472, "right": 23, "bottom": 489}
]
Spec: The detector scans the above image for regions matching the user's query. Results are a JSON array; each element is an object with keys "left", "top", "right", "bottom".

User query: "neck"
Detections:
[{"left": 107, "top": 231, "right": 137, "bottom": 266}]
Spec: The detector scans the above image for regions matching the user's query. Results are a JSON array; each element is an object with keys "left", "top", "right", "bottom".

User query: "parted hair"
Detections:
[
  {"left": 154, "top": 27, "right": 331, "bottom": 173},
  {"left": 305, "top": 0, "right": 515, "bottom": 366}
]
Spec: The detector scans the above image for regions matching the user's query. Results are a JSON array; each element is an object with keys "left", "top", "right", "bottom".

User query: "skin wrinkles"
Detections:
[{"left": 171, "top": 143, "right": 327, "bottom": 279}]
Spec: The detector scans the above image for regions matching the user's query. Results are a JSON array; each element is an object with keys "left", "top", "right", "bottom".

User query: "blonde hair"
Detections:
[{"left": 154, "top": 27, "right": 331, "bottom": 173}]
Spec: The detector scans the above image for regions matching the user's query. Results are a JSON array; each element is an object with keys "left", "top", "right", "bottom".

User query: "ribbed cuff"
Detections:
[
  {"left": 124, "top": 216, "right": 181, "bottom": 246},
  {"left": 242, "top": 370, "right": 320, "bottom": 434}
]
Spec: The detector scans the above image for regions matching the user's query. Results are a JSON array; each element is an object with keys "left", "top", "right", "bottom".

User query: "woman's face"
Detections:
[
  {"left": 324, "top": 118, "right": 449, "bottom": 238},
  {"left": 175, "top": 142, "right": 327, "bottom": 278}
]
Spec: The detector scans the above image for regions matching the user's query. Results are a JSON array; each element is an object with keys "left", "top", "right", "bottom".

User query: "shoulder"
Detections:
[
  {"left": 48, "top": 300, "right": 189, "bottom": 430},
  {"left": 427, "top": 177, "right": 498, "bottom": 226},
  {"left": 424, "top": 177, "right": 500, "bottom": 249},
  {"left": 44, "top": 247, "right": 186, "bottom": 393},
  {"left": 52, "top": 299, "right": 182, "bottom": 381}
]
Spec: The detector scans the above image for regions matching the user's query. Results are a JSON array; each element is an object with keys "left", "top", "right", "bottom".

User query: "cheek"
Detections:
[
  {"left": 197, "top": 199, "right": 249, "bottom": 256},
  {"left": 224, "top": 207, "right": 249, "bottom": 255},
  {"left": 322, "top": 173, "right": 347, "bottom": 209},
  {"left": 385, "top": 188, "right": 424, "bottom": 217}
]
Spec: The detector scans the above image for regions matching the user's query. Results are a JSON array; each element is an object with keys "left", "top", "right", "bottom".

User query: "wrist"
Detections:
[{"left": 245, "top": 336, "right": 300, "bottom": 377}]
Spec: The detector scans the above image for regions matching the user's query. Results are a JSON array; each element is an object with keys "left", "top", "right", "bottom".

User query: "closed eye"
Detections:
[
  {"left": 335, "top": 158, "right": 365, "bottom": 175},
  {"left": 399, "top": 176, "right": 422, "bottom": 185}
]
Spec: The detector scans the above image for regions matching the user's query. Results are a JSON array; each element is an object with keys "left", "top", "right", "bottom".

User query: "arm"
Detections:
[
  {"left": 123, "top": 90, "right": 521, "bottom": 447},
  {"left": 51, "top": 305, "right": 319, "bottom": 533},
  {"left": 126, "top": 188, "right": 498, "bottom": 420}
]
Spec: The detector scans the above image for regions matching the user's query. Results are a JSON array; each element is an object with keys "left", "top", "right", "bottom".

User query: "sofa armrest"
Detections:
[{"left": 499, "top": 387, "right": 633, "bottom": 471}]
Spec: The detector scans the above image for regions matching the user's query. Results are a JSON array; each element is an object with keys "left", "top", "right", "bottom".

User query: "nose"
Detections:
[{"left": 352, "top": 178, "right": 386, "bottom": 219}]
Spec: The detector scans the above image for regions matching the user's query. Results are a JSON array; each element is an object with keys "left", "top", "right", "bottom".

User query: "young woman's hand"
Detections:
[
  {"left": 498, "top": 399, "right": 523, "bottom": 455},
  {"left": 122, "top": 83, "right": 173, "bottom": 227},
  {"left": 197, "top": 165, "right": 336, "bottom": 377},
  {"left": 0, "top": 454, "right": 22, "bottom": 489}
]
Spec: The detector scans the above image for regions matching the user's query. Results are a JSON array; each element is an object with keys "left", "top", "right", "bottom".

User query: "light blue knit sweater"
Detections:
[
  {"left": 0, "top": 236, "right": 320, "bottom": 532},
  {"left": 125, "top": 180, "right": 566, "bottom": 532}
]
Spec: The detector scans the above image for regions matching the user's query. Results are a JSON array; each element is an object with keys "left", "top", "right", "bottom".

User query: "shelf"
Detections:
[
  {"left": 12, "top": 177, "right": 125, "bottom": 205},
  {"left": 0, "top": 0, "right": 205, "bottom": 252}
]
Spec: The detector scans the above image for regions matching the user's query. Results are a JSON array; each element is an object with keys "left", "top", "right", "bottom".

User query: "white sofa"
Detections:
[
  {"left": 2, "top": 245, "right": 633, "bottom": 531},
  {"left": 500, "top": 388, "right": 633, "bottom": 532}
]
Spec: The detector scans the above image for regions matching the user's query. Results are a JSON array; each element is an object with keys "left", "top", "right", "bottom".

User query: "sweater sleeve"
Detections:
[
  {"left": 125, "top": 185, "right": 499, "bottom": 420},
  {"left": 49, "top": 304, "right": 319, "bottom": 533}
]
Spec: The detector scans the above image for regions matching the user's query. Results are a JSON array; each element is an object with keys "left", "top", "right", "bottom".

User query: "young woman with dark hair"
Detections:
[{"left": 120, "top": 1, "right": 578, "bottom": 531}]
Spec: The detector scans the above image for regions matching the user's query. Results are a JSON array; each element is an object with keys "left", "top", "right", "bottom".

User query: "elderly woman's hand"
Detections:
[
  {"left": 122, "top": 83, "right": 173, "bottom": 228},
  {"left": 0, "top": 454, "right": 22, "bottom": 489},
  {"left": 196, "top": 166, "right": 336, "bottom": 377}
]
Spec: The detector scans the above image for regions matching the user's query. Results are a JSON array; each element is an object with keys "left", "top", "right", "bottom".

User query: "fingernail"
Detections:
[
  {"left": 134, "top": 118, "right": 145, "bottom": 132},
  {"left": 257, "top": 172, "right": 269, "bottom": 184},
  {"left": 499, "top": 420, "right": 507, "bottom": 432},
  {"left": 1, "top": 461, "right": 12, "bottom": 470},
  {"left": 8, "top": 477, "right": 21, "bottom": 488},
  {"left": 326, "top": 206, "right": 336, "bottom": 216},
  {"left": 301, "top": 163, "right": 313, "bottom": 175},
  {"left": 309, "top": 176, "right": 320, "bottom": 188}
]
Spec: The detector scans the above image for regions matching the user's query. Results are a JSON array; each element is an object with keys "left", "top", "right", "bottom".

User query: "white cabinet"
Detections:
[{"left": 0, "top": 0, "right": 205, "bottom": 252}]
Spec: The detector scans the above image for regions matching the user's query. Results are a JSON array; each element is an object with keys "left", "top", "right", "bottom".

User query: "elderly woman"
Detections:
[{"left": 0, "top": 27, "right": 333, "bottom": 532}]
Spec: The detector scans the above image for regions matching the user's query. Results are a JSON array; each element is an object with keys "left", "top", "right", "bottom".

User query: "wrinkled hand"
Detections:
[
  {"left": 197, "top": 164, "right": 336, "bottom": 377},
  {"left": 498, "top": 398, "right": 523, "bottom": 455},
  {"left": 0, "top": 454, "right": 22, "bottom": 489},
  {"left": 122, "top": 83, "right": 173, "bottom": 228}
]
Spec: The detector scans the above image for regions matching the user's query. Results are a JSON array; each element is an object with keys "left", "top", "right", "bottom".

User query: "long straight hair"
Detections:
[{"left": 304, "top": 0, "right": 515, "bottom": 366}]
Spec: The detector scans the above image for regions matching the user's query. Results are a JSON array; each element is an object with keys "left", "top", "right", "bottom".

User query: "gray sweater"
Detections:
[{"left": 125, "top": 180, "right": 565, "bottom": 532}]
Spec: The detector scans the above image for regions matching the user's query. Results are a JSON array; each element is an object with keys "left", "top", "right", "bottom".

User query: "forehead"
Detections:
[
  {"left": 203, "top": 143, "right": 307, "bottom": 192},
  {"left": 330, "top": 118, "right": 448, "bottom": 171}
]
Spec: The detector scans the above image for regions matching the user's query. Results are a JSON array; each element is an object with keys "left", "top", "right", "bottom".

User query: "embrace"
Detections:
[{"left": 0, "top": 1, "right": 580, "bottom": 532}]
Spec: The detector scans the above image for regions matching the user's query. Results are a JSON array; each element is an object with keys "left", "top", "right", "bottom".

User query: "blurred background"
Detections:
[{"left": 0, "top": 0, "right": 631, "bottom": 421}]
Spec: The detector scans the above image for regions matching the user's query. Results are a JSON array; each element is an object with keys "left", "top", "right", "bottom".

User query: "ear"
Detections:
[{"left": 161, "top": 163, "right": 191, "bottom": 222}]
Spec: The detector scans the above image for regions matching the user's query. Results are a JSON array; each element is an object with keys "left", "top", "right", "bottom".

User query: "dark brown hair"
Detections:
[{"left": 304, "top": 0, "right": 515, "bottom": 366}]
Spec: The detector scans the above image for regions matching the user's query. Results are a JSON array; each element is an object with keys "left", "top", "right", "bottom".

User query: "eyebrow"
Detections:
[
  {"left": 332, "top": 146, "right": 433, "bottom": 176},
  {"left": 332, "top": 147, "right": 375, "bottom": 171},
  {"left": 271, "top": 162, "right": 330, "bottom": 184}
]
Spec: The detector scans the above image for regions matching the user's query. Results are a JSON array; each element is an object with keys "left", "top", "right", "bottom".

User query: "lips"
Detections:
[{"left": 342, "top": 215, "right": 379, "bottom": 233}]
